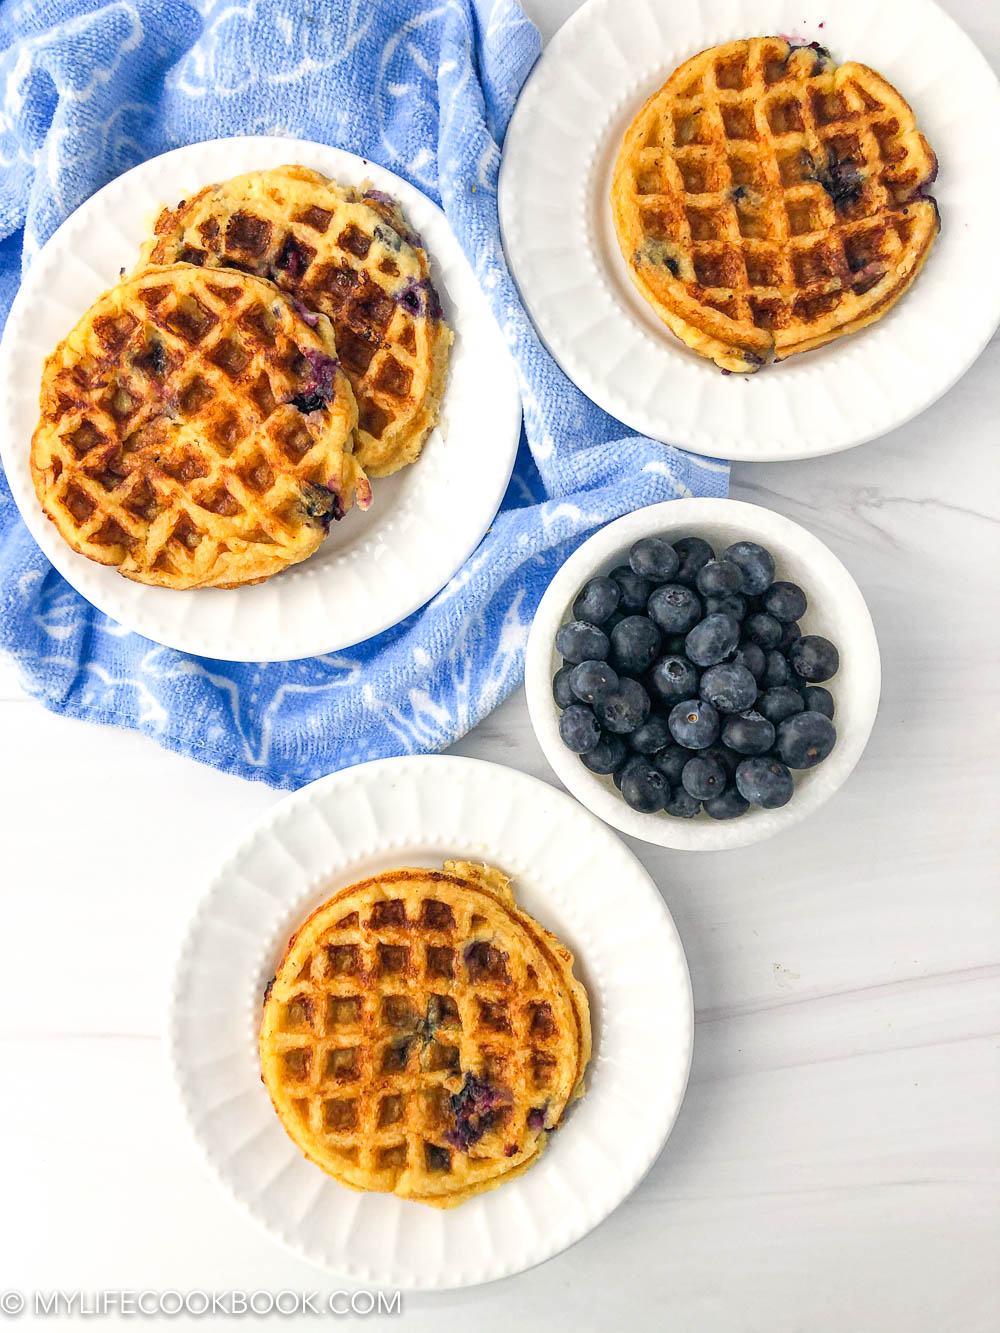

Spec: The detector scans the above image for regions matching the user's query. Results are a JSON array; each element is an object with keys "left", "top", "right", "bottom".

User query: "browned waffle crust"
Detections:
[
  {"left": 611, "top": 37, "right": 940, "bottom": 370},
  {"left": 259, "top": 862, "right": 591, "bottom": 1208},
  {"left": 30, "top": 263, "right": 367, "bottom": 589},
  {"left": 142, "top": 166, "right": 452, "bottom": 476}
]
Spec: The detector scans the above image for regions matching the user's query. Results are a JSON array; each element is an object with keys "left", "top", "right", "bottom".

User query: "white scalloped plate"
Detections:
[
  {"left": 0, "top": 137, "right": 520, "bottom": 660},
  {"left": 166, "top": 755, "right": 693, "bottom": 1287},
  {"left": 499, "top": 0, "right": 1000, "bottom": 461}
]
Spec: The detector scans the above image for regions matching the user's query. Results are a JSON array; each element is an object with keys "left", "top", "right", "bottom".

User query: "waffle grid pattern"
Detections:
[
  {"left": 613, "top": 38, "right": 939, "bottom": 369},
  {"left": 31, "top": 265, "right": 364, "bottom": 589}
]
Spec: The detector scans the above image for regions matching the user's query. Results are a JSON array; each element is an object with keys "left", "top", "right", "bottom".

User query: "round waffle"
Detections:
[
  {"left": 31, "top": 263, "right": 368, "bottom": 590},
  {"left": 611, "top": 37, "right": 940, "bottom": 372},
  {"left": 259, "top": 861, "right": 591, "bottom": 1209},
  {"left": 142, "top": 165, "right": 452, "bottom": 477}
]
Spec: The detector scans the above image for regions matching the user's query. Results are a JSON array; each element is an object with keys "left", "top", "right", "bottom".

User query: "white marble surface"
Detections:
[{"left": 2, "top": 1, "right": 998, "bottom": 1328}]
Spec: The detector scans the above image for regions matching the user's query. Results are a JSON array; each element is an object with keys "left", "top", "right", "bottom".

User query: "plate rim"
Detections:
[
  {"left": 164, "top": 753, "right": 694, "bottom": 1288},
  {"left": 0, "top": 135, "right": 522, "bottom": 661},
  {"left": 498, "top": 0, "right": 1000, "bottom": 462}
]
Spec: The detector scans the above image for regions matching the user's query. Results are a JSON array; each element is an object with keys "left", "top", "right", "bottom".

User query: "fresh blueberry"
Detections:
[
  {"left": 610, "top": 615, "right": 661, "bottom": 675},
  {"left": 609, "top": 565, "right": 651, "bottom": 613},
  {"left": 653, "top": 745, "right": 690, "bottom": 786},
  {"left": 681, "top": 754, "right": 727, "bottom": 800},
  {"left": 778, "top": 620, "right": 802, "bottom": 652},
  {"left": 613, "top": 753, "right": 648, "bottom": 791},
  {"left": 705, "top": 741, "right": 740, "bottom": 779},
  {"left": 621, "top": 761, "right": 669, "bottom": 813},
  {"left": 704, "top": 592, "right": 747, "bottom": 621},
  {"left": 552, "top": 664, "right": 576, "bottom": 709},
  {"left": 629, "top": 536, "right": 680, "bottom": 583},
  {"left": 696, "top": 559, "right": 743, "bottom": 598},
  {"left": 573, "top": 576, "right": 620, "bottom": 625},
  {"left": 580, "top": 732, "right": 627, "bottom": 775},
  {"left": 699, "top": 662, "right": 757, "bottom": 713},
  {"left": 763, "top": 649, "right": 791, "bottom": 689},
  {"left": 570, "top": 660, "right": 619, "bottom": 705},
  {"left": 647, "top": 584, "right": 702, "bottom": 634},
  {"left": 735, "top": 756, "right": 795, "bottom": 808},
  {"left": 732, "top": 641, "right": 766, "bottom": 682},
  {"left": 721, "top": 710, "right": 776, "bottom": 756},
  {"left": 764, "top": 581, "right": 807, "bottom": 622},
  {"left": 555, "top": 621, "right": 609, "bottom": 664},
  {"left": 703, "top": 786, "right": 751, "bottom": 819},
  {"left": 776, "top": 711, "right": 836, "bottom": 768},
  {"left": 648, "top": 653, "right": 699, "bottom": 704},
  {"left": 685, "top": 613, "right": 740, "bottom": 667},
  {"left": 723, "top": 541, "right": 776, "bottom": 596},
  {"left": 672, "top": 536, "right": 715, "bottom": 587},
  {"left": 758, "top": 686, "right": 806, "bottom": 726},
  {"left": 801, "top": 685, "right": 835, "bottom": 719},
  {"left": 558, "top": 704, "right": 600, "bottom": 754},
  {"left": 744, "top": 612, "right": 783, "bottom": 649},
  {"left": 604, "top": 610, "right": 626, "bottom": 633},
  {"left": 596, "top": 677, "right": 650, "bottom": 734},
  {"left": 668, "top": 698, "right": 720, "bottom": 749},
  {"left": 664, "top": 786, "right": 701, "bottom": 818},
  {"left": 629, "top": 715, "right": 672, "bottom": 755},
  {"left": 788, "top": 635, "right": 840, "bottom": 683}
]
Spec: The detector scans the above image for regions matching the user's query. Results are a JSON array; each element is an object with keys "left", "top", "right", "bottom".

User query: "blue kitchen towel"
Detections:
[{"left": 0, "top": 0, "right": 728, "bottom": 789}]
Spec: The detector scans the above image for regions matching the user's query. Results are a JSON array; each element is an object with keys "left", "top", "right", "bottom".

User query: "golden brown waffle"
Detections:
[
  {"left": 259, "top": 861, "right": 591, "bottom": 1209},
  {"left": 611, "top": 37, "right": 940, "bottom": 371},
  {"left": 31, "top": 264, "right": 369, "bottom": 590},
  {"left": 142, "top": 166, "right": 452, "bottom": 477}
]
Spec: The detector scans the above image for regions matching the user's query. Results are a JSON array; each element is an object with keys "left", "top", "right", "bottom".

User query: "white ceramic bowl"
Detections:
[{"left": 525, "top": 499, "right": 881, "bottom": 851}]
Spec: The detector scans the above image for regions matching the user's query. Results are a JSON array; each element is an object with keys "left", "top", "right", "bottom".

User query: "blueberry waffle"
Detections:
[
  {"left": 259, "top": 861, "right": 591, "bottom": 1209},
  {"left": 30, "top": 263, "right": 368, "bottom": 590},
  {"left": 142, "top": 166, "right": 452, "bottom": 476},
  {"left": 611, "top": 37, "right": 940, "bottom": 371}
]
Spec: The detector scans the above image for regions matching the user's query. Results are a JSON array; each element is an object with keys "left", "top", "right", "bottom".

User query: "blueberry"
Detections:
[
  {"left": 704, "top": 786, "right": 751, "bottom": 819},
  {"left": 685, "top": 613, "right": 740, "bottom": 667},
  {"left": 629, "top": 536, "right": 679, "bottom": 583},
  {"left": 610, "top": 615, "right": 661, "bottom": 675},
  {"left": 604, "top": 609, "right": 626, "bottom": 633},
  {"left": 764, "top": 581, "right": 807, "bottom": 622},
  {"left": 609, "top": 565, "right": 651, "bottom": 613},
  {"left": 681, "top": 754, "right": 727, "bottom": 800},
  {"left": 558, "top": 704, "right": 600, "bottom": 754},
  {"left": 573, "top": 576, "right": 620, "bottom": 625},
  {"left": 723, "top": 541, "right": 776, "bottom": 596},
  {"left": 699, "top": 662, "right": 757, "bottom": 713},
  {"left": 552, "top": 664, "right": 576, "bottom": 709},
  {"left": 580, "top": 732, "right": 627, "bottom": 775},
  {"left": 776, "top": 711, "right": 836, "bottom": 768},
  {"left": 763, "top": 649, "right": 791, "bottom": 689},
  {"left": 735, "top": 756, "right": 795, "bottom": 808},
  {"left": 778, "top": 621, "right": 802, "bottom": 652},
  {"left": 647, "top": 584, "right": 702, "bottom": 634},
  {"left": 668, "top": 698, "right": 720, "bottom": 749},
  {"left": 705, "top": 741, "right": 740, "bottom": 779},
  {"left": 788, "top": 635, "right": 840, "bottom": 683},
  {"left": 758, "top": 686, "right": 805, "bottom": 726},
  {"left": 621, "top": 762, "right": 669, "bottom": 813},
  {"left": 722, "top": 710, "right": 776, "bottom": 756},
  {"left": 672, "top": 537, "right": 715, "bottom": 587},
  {"left": 732, "top": 641, "right": 765, "bottom": 682},
  {"left": 653, "top": 745, "right": 689, "bottom": 786},
  {"left": 704, "top": 592, "right": 747, "bottom": 621},
  {"left": 614, "top": 753, "right": 648, "bottom": 791},
  {"left": 555, "top": 621, "right": 609, "bottom": 664},
  {"left": 629, "top": 715, "right": 672, "bottom": 755},
  {"left": 647, "top": 653, "right": 699, "bottom": 704},
  {"left": 801, "top": 685, "right": 835, "bottom": 719},
  {"left": 696, "top": 559, "right": 743, "bottom": 597},
  {"left": 596, "top": 677, "right": 650, "bottom": 734},
  {"left": 570, "top": 660, "right": 619, "bottom": 705},
  {"left": 744, "top": 612, "right": 782, "bottom": 649},
  {"left": 664, "top": 786, "right": 701, "bottom": 818}
]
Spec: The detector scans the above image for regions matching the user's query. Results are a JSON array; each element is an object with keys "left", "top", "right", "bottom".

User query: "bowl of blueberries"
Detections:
[{"left": 525, "top": 498, "right": 881, "bottom": 849}]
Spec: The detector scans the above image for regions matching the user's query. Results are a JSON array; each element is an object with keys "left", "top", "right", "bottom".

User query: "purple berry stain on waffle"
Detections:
[{"left": 444, "top": 1073, "right": 511, "bottom": 1151}]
